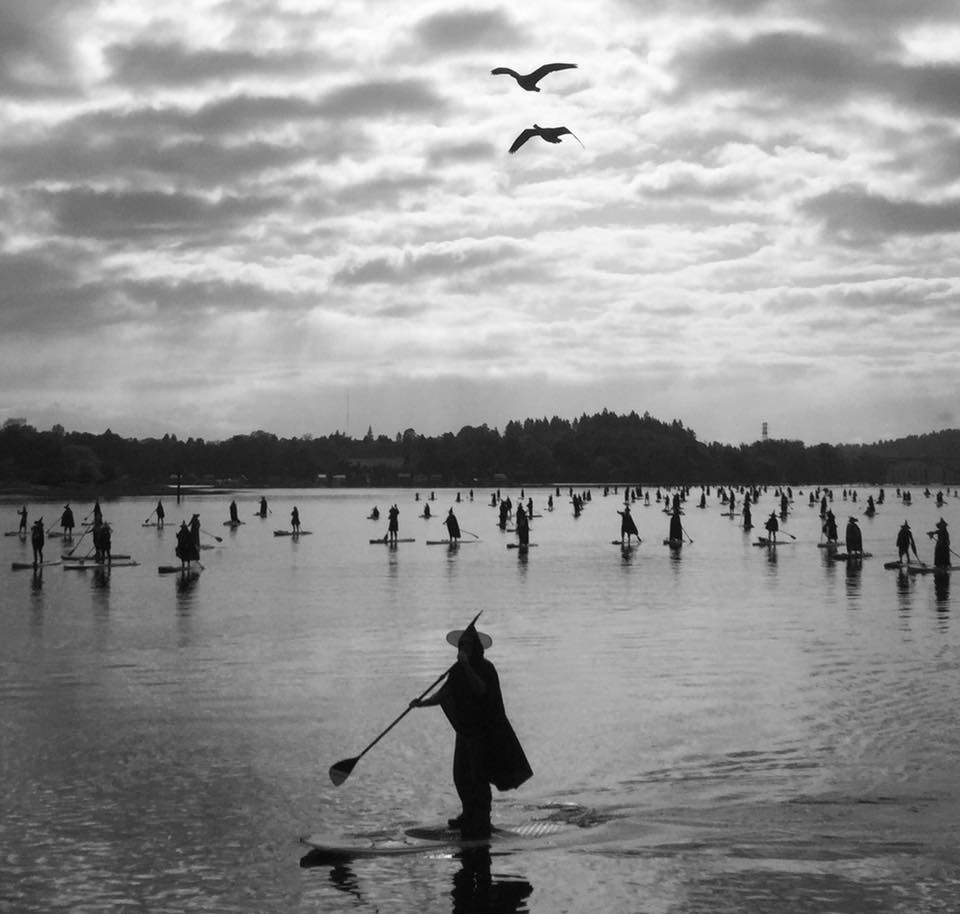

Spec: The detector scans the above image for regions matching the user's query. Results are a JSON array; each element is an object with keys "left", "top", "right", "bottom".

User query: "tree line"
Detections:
[{"left": 1, "top": 412, "right": 958, "bottom": 491}]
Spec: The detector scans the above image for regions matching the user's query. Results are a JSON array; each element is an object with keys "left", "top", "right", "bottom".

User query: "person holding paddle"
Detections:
[
  {"left": 445, "top": 508, "right": 461, "bottom": 544},
  {"left": 387, "top": 504, "right": 399, "bottom": 544},
  {"left": 618, "top": 504, "right": 639, "bottom": 546},
  {"left": 896, "top": 521, "right": 919, "bottom": 565},
  {"left": 927, "top": 518, "right": 950, "bottom": 568},
  {"left": 409, "top": 620, "right": 532, "bottom": 839},
  {"left": 155, "top": 500, "right": 165, "bottom": 529}
]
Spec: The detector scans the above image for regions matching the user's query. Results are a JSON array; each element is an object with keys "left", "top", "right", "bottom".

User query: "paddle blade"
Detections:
[{"left": 329, "top": 757, "right": 357, "bottom": 786}]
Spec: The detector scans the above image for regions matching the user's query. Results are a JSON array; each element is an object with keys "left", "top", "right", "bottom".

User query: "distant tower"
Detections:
[{"left": 761, "top": 421, "right": 768, "bottom": 442}]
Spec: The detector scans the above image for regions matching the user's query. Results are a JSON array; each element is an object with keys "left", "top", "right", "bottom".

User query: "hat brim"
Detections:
[{"left": 446, "top": 629, "right": 492, "bottom": 649}]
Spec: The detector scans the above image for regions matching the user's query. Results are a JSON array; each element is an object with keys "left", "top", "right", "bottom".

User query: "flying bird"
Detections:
[
  {"left": 508, "top": 124, "right": 584, "bottom": 154},
  {"left": 491, "top": 63, "right": 577, "bottom": 92}
]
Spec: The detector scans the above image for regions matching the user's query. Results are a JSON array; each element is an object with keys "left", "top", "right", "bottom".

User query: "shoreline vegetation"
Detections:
[{"left": 1, "top": 411, "right": 958, "bottom": 496}]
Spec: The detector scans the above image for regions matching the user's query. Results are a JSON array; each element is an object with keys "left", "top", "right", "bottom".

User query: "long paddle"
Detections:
[
  {"left": 329, "top": 611, "right": 483, "bottom": 787},
  {"left": 143, "top": 507, "right": 157, "bottom": 524}
]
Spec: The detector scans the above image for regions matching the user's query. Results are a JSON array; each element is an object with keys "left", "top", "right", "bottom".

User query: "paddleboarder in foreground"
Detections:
[
  {"left": 409, "top": 620, "right": 533, "bottom": 839},
  {"left": 618, "top": 504, "right": 639, "bottom": 545}
]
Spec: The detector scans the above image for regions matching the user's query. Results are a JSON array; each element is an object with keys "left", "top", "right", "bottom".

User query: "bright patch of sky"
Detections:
[{"left": 1, "top": 0, "right": 959, "bottom": 445}]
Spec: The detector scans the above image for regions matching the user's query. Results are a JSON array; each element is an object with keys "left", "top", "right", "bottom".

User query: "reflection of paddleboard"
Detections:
[
  {"left": 829, "top": 552, "right": 873, "bottom": 561},
  {"left": 158, "top": 565, "right": 203, "bottom": 575},
  {"left": 274, "top": 530, "right": 312, "bottom": 536},
  {"left": 11, "top": 560, "right": 61, "bottom": 570},
  {"left": 663, "top": 539, "right": 683, "bottom": 548},
  {"left": 300, "top": 820, "right": 571, "bottom": 862}
]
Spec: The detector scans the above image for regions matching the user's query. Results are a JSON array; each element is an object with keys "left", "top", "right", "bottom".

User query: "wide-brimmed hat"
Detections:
[
  {"left": 937, "top": 517, "right": 948, "bottom": 528},
  {"left": 446, "top": 627, "right": 492, "bottom": 649}
]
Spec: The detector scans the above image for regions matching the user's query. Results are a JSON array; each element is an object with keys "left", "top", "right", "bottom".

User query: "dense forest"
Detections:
[{"left": 1, "top": 412, "right": 959, "bottom": 492}]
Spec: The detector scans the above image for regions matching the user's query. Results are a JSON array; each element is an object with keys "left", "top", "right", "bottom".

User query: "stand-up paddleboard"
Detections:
[
  {"left": 158, "top": 564, "right": 203, "bottom": 575},
  {"left": 884, "top": 559, "right": 922, "bottom": 571},
  {"left": 300, "top": 820, "right": 572, "bottom": 862},
  {"left": 753, "top": 538, "right": 794, "bottom": 547},
  {"left": 426, "top": 539, "right": 479, "bottom": 545},
  {"left": 611, "top": 540, "right": 642, "bottom": 546},
  {"left": 274, "top": 530, "right": 312, "bottom": 536},
  {"left": 369, "top": 537, "right": 416, "bottom": 544},
  {"left": 223, "top": 520, "right": 245, "bottom": 527},
  {"left": 64, "top": 560, "right": 140, "bottom": 570},
  {"left": 4, "top": 531, "right": 27, "bottom": 537},
  {"left": 817, "top": 542, "right": 839, "bottom": 549},
  {"left": 61, "top": 553, "right": 132, "bottom": 561},
  {"left": 11, "top": 560, "right": 61, "bottom": 570},
  {"left": 663, "top": 538, "right": 683, "bottom": 548},
  {"left": 507, "top": 542, "right": 537, "bottom": 550},
  {"left": 908, "top": 564, "right": 960, "bottom": 575},
  {"left": 829, "top": 552, "right": 873, "bottom": 561}
]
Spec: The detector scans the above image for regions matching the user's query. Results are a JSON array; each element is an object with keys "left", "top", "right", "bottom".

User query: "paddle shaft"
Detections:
[
  {"left": 349, "top": 662, "right": 456, "bottom": 767},
  {"left": 201, "top": 528, "right": 223, "bottom": 542}
]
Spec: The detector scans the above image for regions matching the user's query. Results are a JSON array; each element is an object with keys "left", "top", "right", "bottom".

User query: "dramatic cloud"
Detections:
[{"left": 2, "top": 0, "right": 960, "bottom": 445}]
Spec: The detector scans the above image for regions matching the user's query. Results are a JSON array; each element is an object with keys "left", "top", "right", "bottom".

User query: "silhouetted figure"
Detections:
[
  {"left": 845, "top": 517, "right": 863, "bottom": 555},
  {"left": 291, "top": 507, "right": 301, "bottom": 533},
  {"left": 896, "top": 521, "right": 918, "bottom": 564},
  {"left": 765, "top": 512, "right": 779, "bottom": 544},
  {"left": 445, "top": 508, "right": 461, "bottom": 544},
  {"left": 155, "top": 500, "right": 165, "bottom": 528},
  {"left": 60, "top": 504, "right": 74, "bottom": 537},
  {"left": 17, "top": 505, "right": 27, "bottom": 534},
  {"left": 388, "top": 504, "right": 399, "bottom": 544},
  {"left": 618, "top": 505, "right": 639, "bottom": 545},
  {"left": 31, "top": 519, "right": 44, "bottom": 566},
  {"left": 409, "top": 622, "right": 532, "bottom": 839},
  {"left": 928, "top": 518, "right": 951, "bottom": 568}
]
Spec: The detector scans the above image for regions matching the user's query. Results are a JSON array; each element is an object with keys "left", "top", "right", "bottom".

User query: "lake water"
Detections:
[{"left": 2, "top": 486, "right": 959, "bottom": 912}]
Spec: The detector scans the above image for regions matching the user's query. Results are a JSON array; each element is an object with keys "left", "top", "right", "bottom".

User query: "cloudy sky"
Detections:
[{"left": 2, "top": 0, "right": 959, "bottom": 446}]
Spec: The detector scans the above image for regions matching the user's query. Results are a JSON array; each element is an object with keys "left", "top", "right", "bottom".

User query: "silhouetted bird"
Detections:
[
  {"left": 508, "top": 124, "right": 584, "bottom": 154},
  {"left": 491, "top": 63, "right": 577, "bottom": 92}
]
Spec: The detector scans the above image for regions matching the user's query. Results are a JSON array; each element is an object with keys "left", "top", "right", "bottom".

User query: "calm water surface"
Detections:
[{"left": 2, "top": 486, "right": 960, "bottom": 912}]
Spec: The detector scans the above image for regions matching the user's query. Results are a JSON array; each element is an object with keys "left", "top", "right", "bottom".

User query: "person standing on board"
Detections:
[
  {"left": 515, "top": 504, "right": 530, "bottom": 548},
  {"left": 409, "top": 620, "right": 532, "bottom": 839},
  {"left": 176, "top": 521, "right": 199, "bottom": 569},
  {"left": 60, "top": 504, "right": 75, "bottom": 538},
  {"left": 229, "top": 500, "right": 239, "bottom": 524},
  {"left": 189, "top": 514, "right": 202, "bottom": 551},
  {"left": 742, "top": 500, "right": 752, "bottom": 530},
  {"left": 668, "top": 506, "right": 683, "bottom": 545},
  {"left": 896, "top": 521, "right": 918, "bottom": 565},
  {"left": 822, "top": 510, "right": 839, "bottom": 545},
  {"left": 291, "top": 506, "right": 301, "bottom": 533},
  {"left": 764, "top": 511, "right": 779, "bottom": 545},
  {"left": 155, "top": 500, "right": 165, "bottom": 529},
  {"left": 30, "top": 518, "right": 44, "bottom": 566},
  {"left": 445, "top": 508, "right": 461, "bottom": 545},
  {"left": 618, "top": 504, "right": 639, "bottom": 546},
  {"left": 259, "top": 496, "right": 268, "bottom": 517},
  {"left": 928, "top": 518, "right": 951, "bottom": 568},
  {"left": 845, "top": 517, "right": 863, "bottom": 556},
  {"left": 387, "top": 504, "right": 399, "bottom": 544},
  {"left": 17, "top": 505, "right": 28, "bottom": 534}
]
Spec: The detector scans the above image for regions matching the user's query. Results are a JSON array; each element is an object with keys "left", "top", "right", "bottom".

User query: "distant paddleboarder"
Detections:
[
  {"left": 17, "top": 505, "right": 27, "bottom": 534},
  {"left": 845, "top": 517, "right": 862, "bottom": 556},
  {"left": 30, "top": 518, "right": 44, "bottom": 566},
  {"left": 445, "top": 508, "right": 461, "bottom": 544},
  {"left": 764, "top": 512, "right": 779, "bottom": 545},
  {"left": 388, "top": 504, "right": 399, "bottom": 544},
  {"left": 409, "top": 619, "right": 532, "bottom": 839},
  {"left": 896, "top": 521, "right": 918, "bottom": 565},
  {"left": 155, "top": 500, "right": 165, "bottom": 528},
  {"left": 176, "top": 521, "right": 199, "bottom": 569},
  {"left": 60, "top": 504, "right": 75, "bottom": 537},
  {"left": 618, "top": 504, "right": 639, "bottom": 545},
  {"left": 928, "top": 518, "right": 950, "bottom": 568},
  {"left": 291, "top": 506, "right": 301, "bottom": 533}
]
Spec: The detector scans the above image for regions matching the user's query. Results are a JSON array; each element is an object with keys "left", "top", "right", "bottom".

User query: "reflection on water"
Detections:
[{"left": 3, "top": 487, "right": 960, "bottom": 912}]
